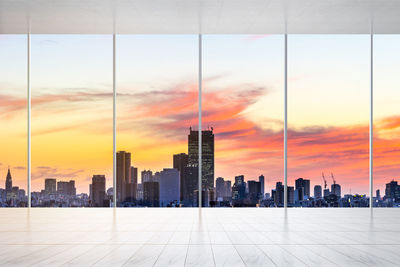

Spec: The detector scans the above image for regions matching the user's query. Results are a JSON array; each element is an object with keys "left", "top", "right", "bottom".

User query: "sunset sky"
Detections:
[{"left": 0, "top": 34, "right": 399, "bottom": 197}]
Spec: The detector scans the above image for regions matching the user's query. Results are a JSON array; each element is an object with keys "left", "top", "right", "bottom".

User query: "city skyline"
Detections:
[{"left": 0, "top": 34, "right": 399, "bottom": 197}]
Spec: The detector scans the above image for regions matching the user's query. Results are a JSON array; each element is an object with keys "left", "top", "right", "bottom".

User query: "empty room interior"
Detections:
[{"left": 0, "top": 0, "right": 400, "bottom": 266}]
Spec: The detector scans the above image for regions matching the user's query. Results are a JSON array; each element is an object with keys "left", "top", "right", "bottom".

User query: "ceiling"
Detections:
[{"left": 0, "top": 0, "right": 399, "bottom": 34}]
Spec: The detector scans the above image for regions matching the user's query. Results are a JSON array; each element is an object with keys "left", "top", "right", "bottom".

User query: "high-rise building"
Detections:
[
  {"left": 331, "top": 183, "right": 341, "bottom": 199},
  {"left": 288, "top": 186, "right": 295, "bottom": 205},
  {"left": 215, "top": 177, "right": 225, "bottom": 201},
  {"left": 181, "top": 166, "right": 198, "bottom": 207},
  {"left": 232, "top": 176, "right": 246, "bottom": 206},
  {"left": 188, "top": 128, "right": 214, "bottom": 191},
  {"left": 385, "top": 180, "right": 400, "bottom": 202},
  {"left": 294, "top": 187, "right": 303, "bottom": 202},
  {"left": 248, "top": 180, "right": 261, "bottom": 204},
  {"left": 159, "top": 168, "right": 180, "bottom": 207},
  {"left": 173, "top": 153, "right": 189, "bottom": 201},
  {"left": 274, "top": 182, "right": 284, "bottom": 206},
  {"left": 324, "top": 188, "right": 330, "bottom": 198},
  {"left": 259, "top": 175, "right": 265, "bottom": 199},
  {"left": 235, "top": 175, "right": 245, "bottom": 185},
  {"left": 376, "top": 189, "right": 381, "bottom": 200},
  {"left": 314, "top": 185, "right": 322, "bottom": 199},
  {"left": 295, "top": 178, "right": 310, "bottom": 199},
  {"left": 45, "top": 178, "right": 56, "bottom": 194},
  {"left": 5, "top": 167, "right": 12, "bottom": 195},
  {"left": 143, "top": 181, "right": 159, "bottom": 207},
  {"left": 91, "top": 175, "right": 106, "bottom": 207},
  {"left": 57, "top": 180, "right": 76, "bottom": 196},
  {"left": 130, "top": 166, "right": 138, "bottom": 184},
  {"left": 224, "top": 180, "right": 232, "bottom": 200},
  {"left": 141, "top": 170, "right": 153, "bottom": 183},
  {"left": 116, "top": 151, "right": 131, "bottom": 203}
]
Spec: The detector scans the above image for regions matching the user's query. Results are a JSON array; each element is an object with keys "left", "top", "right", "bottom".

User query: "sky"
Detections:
[{"left": 0, "top": 34, "right": 399, "bottom": 196}]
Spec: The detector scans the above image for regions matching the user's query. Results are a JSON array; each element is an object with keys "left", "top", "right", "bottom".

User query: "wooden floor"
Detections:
[{"left": 0, "top": 208, "right": 399, "bottom": 266}]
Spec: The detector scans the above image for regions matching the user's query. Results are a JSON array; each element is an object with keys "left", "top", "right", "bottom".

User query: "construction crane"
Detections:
[
  {"left": 322, "top": 172, "right": 327, "bottom": 189},
  {"left": 331, "top": 172, "right": 336, "bottom": 185}
]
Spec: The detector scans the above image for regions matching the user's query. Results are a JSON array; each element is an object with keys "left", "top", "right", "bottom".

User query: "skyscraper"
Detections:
[
  {"left": 295, "top": 178, "right": 310, "bottom": 199},
  {"left": 314, "top": 185, "right": 322, "bottom": 199},
  {"left": 91, "top": 175, "right": 106, "bottom": 207},
  {"left": 127, "top": 166, "right": 138, "bottom": 203},
  {"left": 5, "top": 167, "right": 12, "bottom": 194},
  {"left": 188, "top": 128, "right": 214, "bottom": 191},
  {"left": 45, "top": 178, "right": 56, "bottom": 194},
  {"left": 331, "top": 183, "right": 341, "bottom": 199},
  {"left": 259, "top": 175, "right": 265, "bottom": 199},
  {"left": 116, "top": 151, "right": 131, "bottom": 203},
  {"left": 159, "top": 168, "right": 180, "bottom": 207},
  {"left": 181, "top": 166, "right": 198, "bottom": 207},
  {"left": 232, "top": 175, "right": 246, "bottom": 206},
  {"left": 141, "top": 170, "right": 153, "bottom": 183},
  {"left": 130, "top": 166, "right": 138, "bottom": 184},
  {"left": 385, "top": 180, "right": 400, "bottom": 203},
  {"left": 143, "top": 181, "right": 159, "bottom": 207},
  {"left": 275, "top": 182, "right": 284, "bottom": 206},
  {"left": 247, "top": 180, "right": 261, "bottom": 204},
  {"left": 215, "top": 177, "right": 225, "bottom": 201},
  {"left": 173, "top": 153, "right": 189, "bottom": 201},
  {"left": 57, "top": 180, "right": 76, "bottom": 196}
]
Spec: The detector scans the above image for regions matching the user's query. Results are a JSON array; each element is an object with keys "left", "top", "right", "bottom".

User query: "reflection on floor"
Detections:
[{"left": 0, "top": 208, "right": 399, "bottom": 266}]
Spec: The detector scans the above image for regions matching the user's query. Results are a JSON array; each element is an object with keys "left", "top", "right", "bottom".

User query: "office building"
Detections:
[
  {"left": 314, "top": 185, "right": 322, "bottom": 199},
  {"left": 259, "top": 175, "right": 265, "bottom": 199},
  {"left": 143, "top": 181, "right": 159, "bottom": 207},
  {"left": 188, "top": 128, "right": 214, "bottom": 191},
  {"left": 159, "top": 168, "right": 180, "bottom": 207},
  {"left": 57, "top": 180, "right": 76, "bottom": 196},
  {"left": 116, "top": 151, "right": 131, "bottom": 203},
  {"left": 173, "top": 153, "right": 189, "bottom": 201},
  {"left": 91, "top": 175, "right": 106, "bottom": 207}
]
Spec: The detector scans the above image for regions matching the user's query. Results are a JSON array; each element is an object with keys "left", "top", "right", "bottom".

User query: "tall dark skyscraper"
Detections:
[
  {"left": 331, "top": 183, "right": 341, "bottom": 199},
  {"left": 247, "top": 180, "right": 261, "bottom": 204},
  {"left": 181, "top": 166, "right": 198, "bottom": 207},
  {"left": 259, "top": 175, "right": 265, "bottom": 199},
  {"left": 314, "top": 185, "right": 322, "bottom": 199},
  {"left": 385, "top": 180, "right": 400, "bottom": 201},
  {"left": 130, "top": 166, "right": 138, "bottom": 184},
  {"left": 91, "top": 175, "right": 106, "bottom": 207},
  {"left": 173, "top": 153, "right": 189, "bottom": 201},
  {"left": 117, "top": 151, "right": 131, "bottom": 203},
  {"left": 275, "top": 182, "right": 284, "bottom": 206},
  {"left": 143, "top": 181, "right": 159, "bottom": 207},
  {"left": 232, "top": 175, "right": 246, "bottom": 206},
  {"left": 5, "top": 168, "right": 12, "bottom": 194},
  {"left": 295, "top": 178, "right": 310, "bottom": 199},
  {"left": 188, "top": 128, "right": 214, "bottom": 191},
  {"left": 45, "top": 178, "right": 56, "bottom": 194}
]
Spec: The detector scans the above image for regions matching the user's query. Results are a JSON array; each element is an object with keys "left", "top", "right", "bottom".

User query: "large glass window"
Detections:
[
  {"left": 31, "top": 35, "right": 113, "bottom": 207},
  {"left": 116, "top": 35, "right": 198, "bottom": 207},
  {"left": 288, "top": 35, "right": 370, "bottom": 207},
  {"left": 203, "top": 35, "right": 284, "bottom": 207},
  {"left": 0, "top": 35, "right": 27, "bottom": 207},
  {"left": 374, "top": 35, "right": 400, "bottom": 207}
]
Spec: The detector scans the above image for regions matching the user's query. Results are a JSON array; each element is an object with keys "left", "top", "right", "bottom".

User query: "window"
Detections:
[
  {"left": 31, "top": 35, "right": 113, "bottom": 207},
  {"left": 116, "top": 35, "right": 198, "bottom": 207},
  {"left": 203, "top": 35, "right": 284, "bottom": 207},
  {"left": 0, "top": 35, "right": 27, "bottom": 207},
  {"left": 288, "top": 35, "right": 370, "bottom": 207},
  {"left": 374, "top": 35, "right": 400, "bottom": 207}
]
